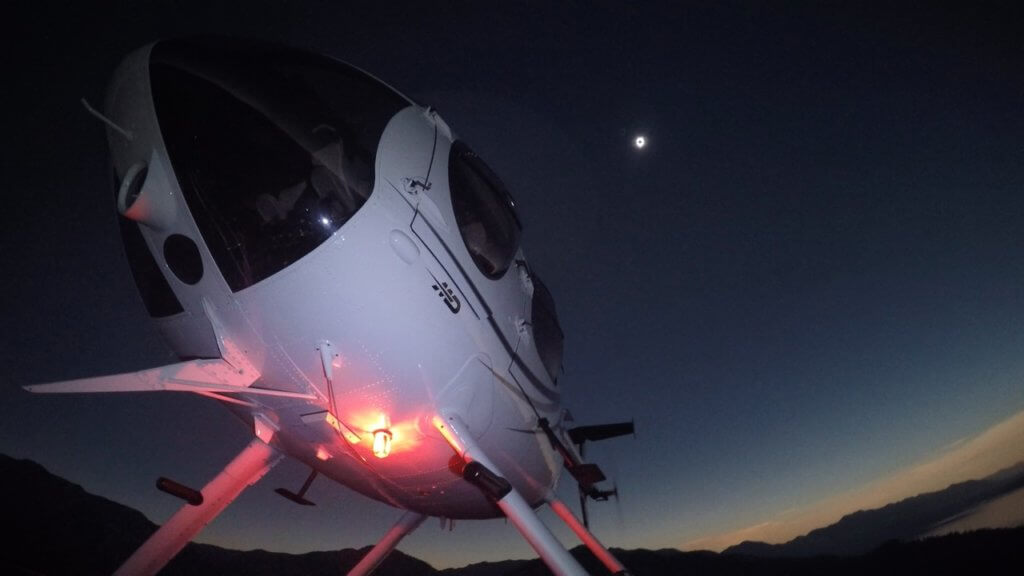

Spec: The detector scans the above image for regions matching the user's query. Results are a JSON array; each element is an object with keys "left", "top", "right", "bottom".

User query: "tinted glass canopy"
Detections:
[
  {"left": 448, "top": 141, "right": 522, "bottom": 279},
  {"left": 150, "top": 38, "right": 410, "bottom": 291},
  {"left": 530, "top": 273, "right": 564, "bottom": 383}
]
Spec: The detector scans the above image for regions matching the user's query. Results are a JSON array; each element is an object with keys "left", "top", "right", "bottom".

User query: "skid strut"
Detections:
[
  {"left": 347, "top": 510, "right": 427, "bottom": 576},
  {"left": 434, "top": 415, "right": 588, "bottom": 576},
  {"left": 113, "top": 437, "right": 281, "bottom": 576},
  {"left": 547, "top": 493, "right": 631, "bottom": 575}
]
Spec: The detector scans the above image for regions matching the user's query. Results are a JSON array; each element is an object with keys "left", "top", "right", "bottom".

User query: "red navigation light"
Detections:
[{"left": 372, "top": 429, "right": 393, "bottom": 458}]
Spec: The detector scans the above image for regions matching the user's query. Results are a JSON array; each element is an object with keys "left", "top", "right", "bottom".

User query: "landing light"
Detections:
[{"left": 372, "top": 429, "right": 393, "bottom": 458}]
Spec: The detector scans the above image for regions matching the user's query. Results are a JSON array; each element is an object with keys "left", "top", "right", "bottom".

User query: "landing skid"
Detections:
[{"left": 109, "top": 411, "right": 628, "bottom": 576}]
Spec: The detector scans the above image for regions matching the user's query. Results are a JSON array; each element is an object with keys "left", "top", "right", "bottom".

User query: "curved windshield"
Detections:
[
  {"left": 151, "top": 38, "right": 409, "bottom": 291},
  {"left": 448, "top": 141, "right": 522, "bottom": 279}
]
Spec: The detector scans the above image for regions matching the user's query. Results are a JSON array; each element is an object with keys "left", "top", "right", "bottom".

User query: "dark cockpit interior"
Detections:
[{"left": 150, "top": 37, "right": 409, "bottom": 291}]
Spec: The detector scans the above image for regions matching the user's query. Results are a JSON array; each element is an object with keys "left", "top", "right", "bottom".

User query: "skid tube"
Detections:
[{"left": 434, "top": 414, "right": 588, "bottom": 576}]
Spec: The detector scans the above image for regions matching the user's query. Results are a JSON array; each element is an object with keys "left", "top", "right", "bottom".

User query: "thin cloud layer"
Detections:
[{"left": 686, "top": 409, "right": 1024, "bottom": 551}]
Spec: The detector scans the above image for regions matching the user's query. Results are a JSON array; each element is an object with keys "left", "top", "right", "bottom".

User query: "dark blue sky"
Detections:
[{"left": 2, "top": 1, "right": 1023, "bottom": 568}]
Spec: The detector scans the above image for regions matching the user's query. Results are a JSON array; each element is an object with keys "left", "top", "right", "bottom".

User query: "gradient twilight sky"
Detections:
[{"left": 2, "top": 2, "right": 1024, "bottom": 569}]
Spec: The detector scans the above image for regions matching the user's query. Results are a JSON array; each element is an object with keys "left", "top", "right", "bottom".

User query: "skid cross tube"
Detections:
[{"left": 434, "top": 414, "right": 588, "bottom": 576}]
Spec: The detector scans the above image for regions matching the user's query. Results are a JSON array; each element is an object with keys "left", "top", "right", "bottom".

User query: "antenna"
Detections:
[{"left": 81, "top": 98, "right": 133, "bottom": 141}]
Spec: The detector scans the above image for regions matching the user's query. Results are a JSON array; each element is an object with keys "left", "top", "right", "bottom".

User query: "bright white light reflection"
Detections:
[
  {"left": 320, "top": 216, "right": 331, "bottom": 227},
  {"left": 634, "top": 135, "right": 647, "bottom": 149}
]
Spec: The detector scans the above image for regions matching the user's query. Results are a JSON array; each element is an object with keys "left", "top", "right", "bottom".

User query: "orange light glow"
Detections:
[
  {"left": 372, "top": 429, "right": 393, "bottom": 458},
  {"left": 315, "top": 446, "right": 332, "bottom": 461},
  {"left": 338, "top": 410, "right": 424, "bottom": 457}
]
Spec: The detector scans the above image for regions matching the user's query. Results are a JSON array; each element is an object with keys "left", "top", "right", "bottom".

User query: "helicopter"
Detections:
[{"left": 26, "top": 37, "right": 633, "bottom": 576}]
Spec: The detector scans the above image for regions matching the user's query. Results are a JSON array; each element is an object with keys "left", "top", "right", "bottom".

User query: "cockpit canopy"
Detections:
[
  {"left": 448, "top": 141, "right": 522, "bottom": 279},
  {"left": 150, "top": 37, "right": 410, "bottom": 291}
]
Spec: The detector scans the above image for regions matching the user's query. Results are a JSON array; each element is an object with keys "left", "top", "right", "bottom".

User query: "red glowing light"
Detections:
[{"left": 372, "top": 429, "right": 393, "bottom": 458}]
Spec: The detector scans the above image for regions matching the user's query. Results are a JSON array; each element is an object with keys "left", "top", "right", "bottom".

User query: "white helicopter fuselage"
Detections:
[
  {"left": 33, "top": 37, "right": 631, "bottom": 576},
  {"left": 104, "top": 39, "right": 565, "bottom": 519}
]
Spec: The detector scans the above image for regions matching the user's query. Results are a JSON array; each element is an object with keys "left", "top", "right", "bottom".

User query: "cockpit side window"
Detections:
[
  {"left": 448, "top": 141, "right": 522, "bottom": 279},
  {"left": 530, "top": 273, "right": 564, "bottom": 383},
  {"left": 150, "top": 38, "right": 409, "bottom": 291}
]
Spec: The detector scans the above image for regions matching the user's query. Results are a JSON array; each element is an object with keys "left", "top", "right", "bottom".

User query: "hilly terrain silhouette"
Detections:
[
  {"left": 724, "top": 461, "right": 1024, "bottom": 557},
  {"left": 2, "top": 454, "right": 1021, "bottom": 575}
]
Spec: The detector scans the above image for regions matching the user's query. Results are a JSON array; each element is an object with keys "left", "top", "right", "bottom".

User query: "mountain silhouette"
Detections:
[
  {"left": 2, "top": 453, "right": 1022, "bottom": 575},
  {"left": 0, "top": 454, "right": 437, "bottom": 575},
  {"left": 725, "top": 461, "right": 1024, "bottom": 557}
]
